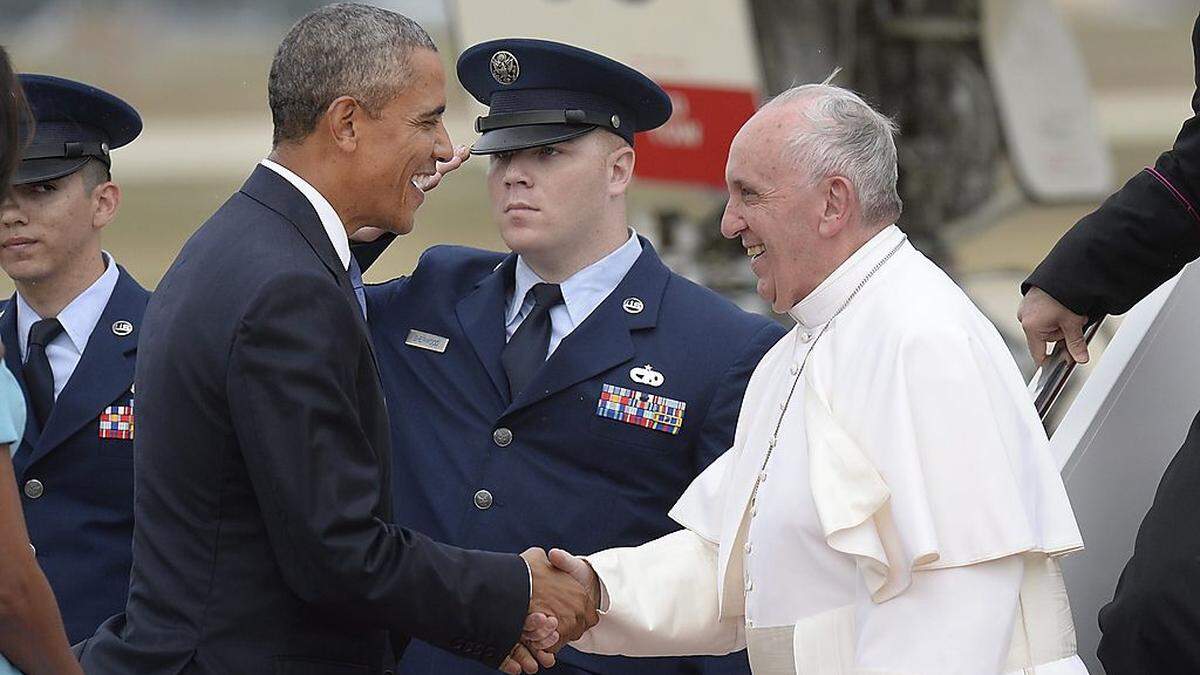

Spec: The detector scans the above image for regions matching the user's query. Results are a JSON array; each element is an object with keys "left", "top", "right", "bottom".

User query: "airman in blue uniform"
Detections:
[
  {"left": 0, "top": 74, "right": 147, "bottom": 643},
  {"left": 356, "top": 40, "right": 786, "bottom": 674}
]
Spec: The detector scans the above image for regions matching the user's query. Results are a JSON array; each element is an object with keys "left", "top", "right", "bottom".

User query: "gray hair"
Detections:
[
  {"left": 268, "top": 3, "right": 436, "bottom": 146},
  {"left": 766, "top": 82, "right": 902, "bottom": 226}
]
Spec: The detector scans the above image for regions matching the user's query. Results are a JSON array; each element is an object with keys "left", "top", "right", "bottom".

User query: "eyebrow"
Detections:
[{"left": 420, "top": 105, "right": 446, "bottom": 120}]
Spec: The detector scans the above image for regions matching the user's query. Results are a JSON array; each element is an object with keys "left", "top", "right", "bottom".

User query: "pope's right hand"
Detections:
[{"left": 522, "top": 547, "right": 599, "bottom": 651}]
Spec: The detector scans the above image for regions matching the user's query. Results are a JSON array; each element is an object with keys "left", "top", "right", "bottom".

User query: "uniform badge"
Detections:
[
  {"left": 405, "top": 329, "right": 449, "bottom": 353},
  {"left": 629, "top": 364, "right": 664, "bottom": 387},
  {"left": 112, "top": 320, "right": 133, "bottom": 336},
  {"left": 622, "top": 297, "right": 644, "bottom": 314},
  {"left": 490, "top": 50, "right": 520, "bottom": 85},
  {"left": 596, "top": 383, "right": 685, "bottom": 435},
  {"left": 99, "top": 399, "right": 134, "bottom": 440}
]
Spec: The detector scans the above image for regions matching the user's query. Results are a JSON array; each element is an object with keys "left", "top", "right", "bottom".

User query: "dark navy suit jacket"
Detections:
[
  {"left": 362, "top": 240, "right": 786, "bottom": 674},
  {"left": 2, "top": 267, "right": 147, "bottom": 643},
  {"left": 77, "top": 166, "right": 531, "bottom": 675}
]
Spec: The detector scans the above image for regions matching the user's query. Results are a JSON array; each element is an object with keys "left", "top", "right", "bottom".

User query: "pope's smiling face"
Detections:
[{"left": 721, "top": 106, "right": 835, "bottom": 313}]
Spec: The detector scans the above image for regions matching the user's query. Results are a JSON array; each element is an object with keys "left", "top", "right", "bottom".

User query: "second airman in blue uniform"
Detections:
[{"left": 0, "top": 74, "right": 148, "bottom": 643}]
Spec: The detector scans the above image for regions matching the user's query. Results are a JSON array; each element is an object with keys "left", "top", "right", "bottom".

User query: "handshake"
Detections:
[{"left": 501, "top": 547, "right": 600, "bottom": 674}]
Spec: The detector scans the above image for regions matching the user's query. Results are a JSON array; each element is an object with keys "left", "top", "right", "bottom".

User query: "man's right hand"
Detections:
[
  {"left": 521, "top": 547, "right": 599, "bottom": 650},
  {"left": 1018, "top": 286, "right": 1090, "bottom": 365}
]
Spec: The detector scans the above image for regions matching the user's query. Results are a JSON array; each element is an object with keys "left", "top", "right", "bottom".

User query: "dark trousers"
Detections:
[{"left": 1099, "top": 409, "right": 1200, "bottom": 673}]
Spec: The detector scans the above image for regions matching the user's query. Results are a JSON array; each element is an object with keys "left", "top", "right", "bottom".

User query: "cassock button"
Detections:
[
  {"left": 474, "top": 489, "right": 494, "bottom": 510},
  {"left": 799, "top": 331, "right": 812, "bottom": 343},
  {"left": 789, "top": 364, "right": 800, "bottom": 376},
  {"left": 745, "top": 578, "right": 753, "bottom": 592},
  {"left": 744, "top": 541, "right": 752, "bottom": 555},
  {"left": 758, "top": 471, "right": 767, "bottom": 484},
  {"left": 492, "top": 427, "right": 513, "bottom": 447},
  {"left": 24, "top": 479, "right": 44, "bottom": 499}
]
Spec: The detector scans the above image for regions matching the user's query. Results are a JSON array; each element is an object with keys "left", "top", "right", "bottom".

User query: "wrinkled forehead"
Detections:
[{"left": 727, "top": 109, "right": 794, "bottom": 181}]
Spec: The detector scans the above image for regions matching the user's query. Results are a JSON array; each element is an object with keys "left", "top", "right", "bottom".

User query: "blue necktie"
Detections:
[
  {"left": 348, "top": 256, "right": 367, "bottom": 320},
  {"left": 502, "top": 283, "right": 563, "bottom": 399}
]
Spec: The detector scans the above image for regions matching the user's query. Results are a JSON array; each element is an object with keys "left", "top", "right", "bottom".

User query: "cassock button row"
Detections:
[
  {"left": 474, "top": 489, "right": 494, "bottom": 510},
  {"left": 24, "top": 479, "right": 44, "bottom": 500},
  {"left": 492, "top": 427, "right": 513, "bottom": 447}
]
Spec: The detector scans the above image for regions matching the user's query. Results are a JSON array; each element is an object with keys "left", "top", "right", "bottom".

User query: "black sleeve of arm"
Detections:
[
  {"left": 1023, "top": 14, "right": 1200, "bottom": 317},
  {"left": 351, "top": 232, "right": 398, "bottom": 274},
  {"left": 227, "top": 272, "right": 528, "bottom": 667}
]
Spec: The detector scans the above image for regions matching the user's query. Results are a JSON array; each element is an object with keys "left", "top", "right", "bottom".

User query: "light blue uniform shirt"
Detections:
[
  {"left": 16, "top": 251, "right": 120, "bottom": 400},
  {"left": 505, "top": 230, "right": 642, "bottom": 358}
]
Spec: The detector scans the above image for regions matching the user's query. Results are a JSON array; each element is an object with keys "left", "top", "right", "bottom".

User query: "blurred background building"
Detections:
[{"left": 0, "top": 0, "right": 1194, "bottom": 377}]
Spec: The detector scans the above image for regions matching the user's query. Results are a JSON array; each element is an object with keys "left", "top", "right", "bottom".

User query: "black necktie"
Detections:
[
  {"left": 24, "top": 317, "right": 64, "bottom": 429},
  {"left": 502, "top": 283, "right": 563, "bottom": 399}
]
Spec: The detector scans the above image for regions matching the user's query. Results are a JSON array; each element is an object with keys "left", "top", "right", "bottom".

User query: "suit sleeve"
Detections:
[
  {"left": 691, "top": 321, "right": 787, "bottom": 472},
  {"left": 226, "top": 271, "right": 529, "bottom": 667},
  {"left": 572, "top": 529, "right": 745, "bottom": 657},
  {"left": 1023, "top": 14, "right": 1200, "bottom": 317}
]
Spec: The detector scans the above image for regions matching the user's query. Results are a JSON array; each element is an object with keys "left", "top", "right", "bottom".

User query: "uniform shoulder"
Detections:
[
  {"left": 411, "top": 245, "right": 509, "bottom": 283},
  {"left": 663, "top": 271, "right": 784, "bottom": 338}
]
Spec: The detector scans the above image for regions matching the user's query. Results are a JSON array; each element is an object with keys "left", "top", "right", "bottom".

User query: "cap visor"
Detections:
[
  {"left": 471, "top": 124, "right": 594, "bottom": 155},
  {"left": 13, "top": 157, "right": 90, "bottom": 185}
]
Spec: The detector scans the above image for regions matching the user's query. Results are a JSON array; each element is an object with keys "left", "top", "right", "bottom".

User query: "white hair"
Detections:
[{"left": 765, "top": 81, "right": 903, "bottom": 226}]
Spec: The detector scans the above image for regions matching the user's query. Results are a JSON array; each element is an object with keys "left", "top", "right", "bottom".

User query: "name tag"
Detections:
[{"left": 405, "top": 329, "right": 449, "bottom": 353}]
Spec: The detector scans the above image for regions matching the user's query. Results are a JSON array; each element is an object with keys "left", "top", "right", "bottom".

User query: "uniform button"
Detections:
[
  {"left": 474, "top": 489, "right": 494, "bottom": 510},
  {"left": 800, "top": 331, "right": 812, "bottom": 343},
  {"left": 23, "top": 479, "right": 43, "bottom": 499},
  {"left": 492, "top": 427, "right": 513, "bottom": 447}
]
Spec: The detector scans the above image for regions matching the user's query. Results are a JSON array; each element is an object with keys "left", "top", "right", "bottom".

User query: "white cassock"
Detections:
[{"left": 572, "top": 225, "right": 1087, "bottom": 674}]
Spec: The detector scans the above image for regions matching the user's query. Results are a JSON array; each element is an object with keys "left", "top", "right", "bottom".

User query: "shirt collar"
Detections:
[
  {"left": 507, "top": 230, "right": 643, "bottom": 327},
  {"left": 259, "top": 158, "right": 351, "bottom": 271},
  {"left": 788, "top": 224, "right": 906, "bottom": 328},
  {"left": 17, "top": 250, "right": 121, "bottom": 357}
]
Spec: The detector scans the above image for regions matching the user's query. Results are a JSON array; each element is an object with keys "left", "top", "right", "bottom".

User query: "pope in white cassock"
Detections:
[{"left": 545, "top": 83, "right": 1088, "bottom": 674}]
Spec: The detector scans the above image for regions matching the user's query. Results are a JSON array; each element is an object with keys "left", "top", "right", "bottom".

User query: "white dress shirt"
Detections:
[
  {"left": 505, "top": 230, "right": 642, "bottom": 357},
  {"left": 575, "top": 225, "right": 1087, "bottom": 674},
  {"left": 260, "top": 158, "right": 350, "bottom": 271},
  {"left": 17, "top": 251, "right": 120, "bottom": 399}
]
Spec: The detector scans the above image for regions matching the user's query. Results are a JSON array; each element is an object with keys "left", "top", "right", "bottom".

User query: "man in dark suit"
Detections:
[
  {"left": 1017, "top": 12, "right": 1200, "bottom": 674},
  {"left": 77, "top": 6, "right": 594, "bottom": 675},
  {"left": 356, "top": 39, "right": 785, "bottom": 675},
  {"left": 0, "top": 74, "right": 147, "bottom": 644}
]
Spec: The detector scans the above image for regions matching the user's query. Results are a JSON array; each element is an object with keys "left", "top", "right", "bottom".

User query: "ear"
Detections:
[
  {"left": 90, "top": 181, "right": 121, "bottom": 231},
  {"left": 817, "top": 175, "right": 855, "bottom": 238},
  {"left": 606, "top": 143, "right": 636, "bottom": 198},
  {"left": 325, "top": 96, "right": 363, "bottom": 152}
]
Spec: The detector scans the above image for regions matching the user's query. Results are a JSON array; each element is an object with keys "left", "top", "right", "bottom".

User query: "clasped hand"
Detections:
[{"left": 499, "top": 548, "right": 601, "bottom": 674}]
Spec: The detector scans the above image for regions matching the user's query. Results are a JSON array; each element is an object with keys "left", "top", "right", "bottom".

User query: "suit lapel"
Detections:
[
  {"left": 455, "top": 255, "right": 516, "bottom": 401},
  {"left": 20, "top": 269, "right": 148, "bottom": 470},
  {"left": 239, "top": 165, "right": 378, "bottom": 367},
  {"left": 0, "top": 298, "right": 39, "bottom": 459},
  {"left": 504, "top": 240, "right": 670, "bottom": 417}
]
